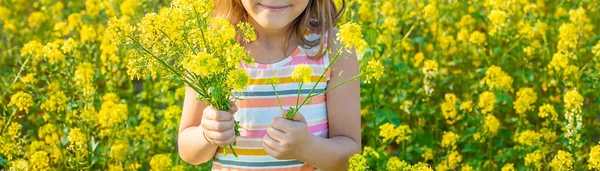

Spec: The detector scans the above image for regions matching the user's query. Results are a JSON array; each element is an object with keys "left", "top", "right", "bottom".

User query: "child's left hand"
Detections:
[{"left": 262, "top": 111, "right": 313, "bottom": 160}]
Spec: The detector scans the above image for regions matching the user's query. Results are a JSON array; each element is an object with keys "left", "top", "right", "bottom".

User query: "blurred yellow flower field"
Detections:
[{"left": 1, "top": 0, "right": 600, "bottom": 170}]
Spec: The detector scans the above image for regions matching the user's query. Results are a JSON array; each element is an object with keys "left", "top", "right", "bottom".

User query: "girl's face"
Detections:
[{"left": 241, "top": 0, "right": 309, "bottom": 30}]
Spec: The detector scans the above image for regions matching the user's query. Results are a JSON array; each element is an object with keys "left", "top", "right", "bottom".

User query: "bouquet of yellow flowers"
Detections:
[{"left": 105, "top": 0, "right": 256, "bottom": 158}]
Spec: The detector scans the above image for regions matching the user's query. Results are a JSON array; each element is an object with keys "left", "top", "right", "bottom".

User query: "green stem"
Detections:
[
  {"left": 296, "top": 82, "right": 303, "bottom": 110},
  {"left": 127, "top": 35, "right": 202, "bottom": 94},
  {"left": 308, "top": 73, "right": 364, "bottom": 98},
  {"left": 1, "top": 56, "right": 30, "bottom": 98},
  {"left": 290, "top": 44, "right": 346, "bottom": 117},
  {"left": 271, "top": 84, "right": 284, "bottom": 111}
]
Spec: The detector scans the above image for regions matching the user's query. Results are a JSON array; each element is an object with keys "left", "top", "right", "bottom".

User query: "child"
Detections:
[{"left": 178, "top": 0, "right": 361, "bottom": 170}]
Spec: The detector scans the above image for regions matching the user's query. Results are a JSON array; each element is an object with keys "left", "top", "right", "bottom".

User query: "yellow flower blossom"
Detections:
[
  {"left": 27, "top": 11, "right": 46, "bottom": 29},
  {"left": 441, "top": 131, "right": 460, "bottom": 149},
  {"left": 337, "top": 22, "right": 367, "bottom": 52},
  {"left": 365, "top": 59, "right": 384, "bottom": 84},
  {"left": 40, "top": 91, "right": 67, "bottom": 113},
  {"left": 291, "top": 64, "right": 313, "bottom": 84},
  {"left": 481, "top": 65, "right": 513, "bottom": 91},
  {"left": 515, "top": 130, "right": 541, "bottom": 146},
  {"left": 227, "top": 68, "right": 250, "bottom": 91},
  {"left": 386, "top": 156, "right": 408, "bottom": 170},
  {"left": 8, "top": 91, "right": 34, "bottom": 113},
  {"left": 501, "top": 163, "right": 515, "bottom": 171},
  {"left": 514, "top": 87, "right": 537, "bottom": 116},
  {"left": 549, "top": 150, "right": 574, "bottom": 171},
  {"left": 478, "top": 91, "right": 495, "bottom": 115},
  {"left": 30, "top": 151, "right": 50, "bottom": 170},
  {"left": 150, "top": 154, "right": 172, "bottom": 171},
  {"left": 589, "top": 144, "right": 600, "bottom": 170},
  {"left": 539, "top": 103, "right": 558, "bottom": 121},
  {"left": 348, "top": 154, "right": 368, "bottom": 171},
  {"left": 484, "top": 114, "right": 500, "bottom": 135}
]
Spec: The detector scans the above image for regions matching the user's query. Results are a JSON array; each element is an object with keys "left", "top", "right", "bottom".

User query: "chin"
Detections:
[{"left": 254, "top": 17, "right": 293, "bottom": 30}]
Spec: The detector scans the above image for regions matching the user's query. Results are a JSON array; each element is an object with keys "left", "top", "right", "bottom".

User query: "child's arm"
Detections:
[
  {"left": 262, "top": 29, "right": 362, "bottom": 170},
  {"left": 178, "top": 87, "right": 238, "bottom": 165}
]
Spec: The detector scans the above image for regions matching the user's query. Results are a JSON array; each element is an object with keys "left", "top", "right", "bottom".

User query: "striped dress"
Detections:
[{"left": 212, "top": 31, "right": 330, "bottom": 170}]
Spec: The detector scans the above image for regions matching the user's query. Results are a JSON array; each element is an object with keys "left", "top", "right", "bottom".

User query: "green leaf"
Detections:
[{"left": 0, "top": 156, "right": 7, "bottom": 165}]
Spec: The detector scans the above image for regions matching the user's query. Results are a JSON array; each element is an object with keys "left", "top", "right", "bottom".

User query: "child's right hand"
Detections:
[{"left": 200, "top": 104, "right": 238, "bottom": 147}]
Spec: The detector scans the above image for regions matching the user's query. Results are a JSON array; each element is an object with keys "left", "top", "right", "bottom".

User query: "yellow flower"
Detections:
[
  {"left": 422, "top": 59, "right": 438, "bottom": 78},
  {"left": 98, "top": 94, "right": 128, "bottom": 137},
  {"left": 182, "top": 51, "right": 220, "bottom": 76},
  {"left": 413, "top": 52, "right": 425, "bottom": 67},
  {"left": 525, "top": 150, "right": 544, "bottom": 169},
  {"left": 379, "top": 123, "right": 397, "bottom": 143},
  {"left": 564, "top": 89, "right": 583, "bottom": 112},
  {"left": 514, "top": 87, "right": 537, "bottom": 116},
  {"left": 589, "top": 144, "right": 600, "bottom": 170},
  {"left": 21, "top": 40, "right": 44, "bottom": 60},
  {"left": 441, "top": 131, "right": 460, "bottom": 149},
  {"left": 40, "top": 91, "right": 68, "bottom": 113},
  {"left": 43, "top": 42, "right": 65, "bottom": 63},
  {"left": 460, "top": 101, "right": 473, "bottom": 112},
  {"left": 68, "top": 128, "right": 87, "bottom": 147},
  {"left": 348, "top": 154, "right": 368, "bottom": 171},
  {"left": 386, "top": 156, "right": 408, "bottom": 171},
  {"left": 441, "top": 94, "right": 461, "bottom": 124},
  {"left": 461, "top": 165, "right": 474, "bottom": 171},
  {"left": 120, "top": 0, "right": 137, "bottom": 16},
  {"left": 481, "top": 65, "right": 513, "bottom": 91},
  {"left": 9, "top": 159, "right": 30, "bottom": 170},
  {"left": 8, "top": 91, "right": 34, "bottom": 113},
  {"left": 150, "top": 154, "right": 173, "bottom": 171},
  {"left": 422, "top": 147, "right": 434, "bottom": 161},
  {"left": 337, "top": 22, "right": 367, "bottom": 52},
  {"left": 478, "top": 91, "right": 495, "bottom": 115},
  {"left": 361, "top": 146, "right": 379, "bottom": 159},
  {"left": 291, "top": 64, "right": 313, "bottom": 84},
  {"left": 548, "top": 52, "right": 569, "bottom": 75},
  {"left": 109, "top": 140, "right": 129, "bottom": 161},
  {"left": 21, "top": 73, "right": 37, "bottom": 84},
  {"left": 237, "top": 22, "right": 257, "bottom": 43},
  {"left": 85, "top": 0, "right": 101, "bottom": 17},
  {"left": 488, "top": 10, "right": 507, "bottom": 35},
  {"left": 501, "top": 163, "right": 515, "bottom": 171},
  {"left": 549, "top": 150, "right": 574, "bottom": 171},
  {"left": 557, "top": 23, "right": 578, "bottom": 52},
  {"left": 469, "top": 31, "right": 486, "bottom": 45},
  {"left": 80, "top": 24, "right": 97, "bottom": 42},
  {"left": 515, "top": 130, "right": 541, "bottom": 146},
  {"left": 227, "top": 68, "right": 250, "bottom": 91},
  {"left": 538, "top": 103, "right": 558, "bottom": 121},
  {"left": 27, "top": 11, "right": 46, "bottom": 29},
  {"left": 379, "top": 123, "right": 411, "bottom": 144},
  {"left": 365, "top": 59, "right": 384, "bottom": 84},
  {"left": 106, "top": 17, "right": 134, "bottom": 45},
  {"left": 592, "top": 41, "right": 600, "bottom": 58},
  {"left": 484, "top": 114, "right": 500, "bottom": 135},
  {"left": 30, "top": 151, "right": 50, "bottom": 170}
]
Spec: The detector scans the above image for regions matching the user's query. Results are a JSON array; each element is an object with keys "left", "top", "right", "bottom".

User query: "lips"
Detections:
[{"left": 259, "top": 4, "right": 290, "bottom": 12}]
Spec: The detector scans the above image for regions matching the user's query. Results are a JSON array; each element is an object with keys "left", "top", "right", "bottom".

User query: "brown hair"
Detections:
[{"left": 214, "top": 0, "right": 345, "bottom": 59}]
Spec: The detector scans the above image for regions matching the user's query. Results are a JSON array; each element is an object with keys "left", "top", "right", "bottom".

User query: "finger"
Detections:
[
  {"left": 290, "top": 112, "right": 307, "bottom": 124},
  {"left": 205, "top": 128, "right": 234, "bottom": 142},
  {"left": 263, "top": 134, "right": 283, "bottom": 151},
  {"left": 266, "top": 126, "right": 287, "bottom": 142},
  {"left": 229, "top": 102, "right": 238, "bottom": 113},
  {"left": 205, "top": 110, "right": 233, "bottom": 121},
  {"left": 262, "top": 139, "right": 279, "bottom": 158},
  {"left": 270, "top": 116, "right": 293, "bottom": 133},
  {"left": 202, "top": 119, "right": 234, "bottom": 132}
]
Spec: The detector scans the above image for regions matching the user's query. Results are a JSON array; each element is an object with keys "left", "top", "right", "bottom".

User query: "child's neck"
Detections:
[{"left": 245, "top": 19, "right": 299, "bottom": 64}]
